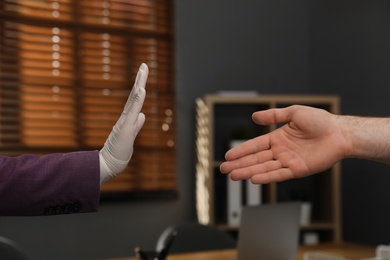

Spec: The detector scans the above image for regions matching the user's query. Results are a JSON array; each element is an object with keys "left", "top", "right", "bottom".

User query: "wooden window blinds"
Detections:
[{"left": 0, "top": 0, "right": 176, "bottom": 194}]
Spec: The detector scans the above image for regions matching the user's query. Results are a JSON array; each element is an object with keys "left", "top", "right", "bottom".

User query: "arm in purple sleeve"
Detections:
[{"left": 0, "top": 151, "right": 100, "bottom": 216}]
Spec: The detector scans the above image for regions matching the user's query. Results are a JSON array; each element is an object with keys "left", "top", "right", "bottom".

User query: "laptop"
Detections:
[{"left": 236, "top": 202, "right": 301, "bottom": 260}]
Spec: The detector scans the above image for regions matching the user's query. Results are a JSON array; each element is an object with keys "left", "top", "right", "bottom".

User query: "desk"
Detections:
[
  {"left": 110, "top": 242, "right": 376, "bottom": 260},
  {"left": 298, "top": 243, "right": 376, "bottom": 259}
]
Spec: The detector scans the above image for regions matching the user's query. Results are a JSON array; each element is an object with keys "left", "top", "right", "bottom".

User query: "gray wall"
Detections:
[
  {"left": 309, "top": 0, "right": 390, "bottom": 245},
  {"left": 1, "top": 1, "right": 390, "bottom": 259}
]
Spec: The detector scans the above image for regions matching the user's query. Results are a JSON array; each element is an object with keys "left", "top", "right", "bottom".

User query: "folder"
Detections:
[
  {"left": 227, "top": 178, "right": 242, "bottom": 226},
  {"left": 246, "top": 180, "right": 261, "bottom": 206}
]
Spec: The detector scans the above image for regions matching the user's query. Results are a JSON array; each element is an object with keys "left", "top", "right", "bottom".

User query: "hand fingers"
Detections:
[
  {"left": 224, "top": 107, "right": 298, "bottom": 161},
  {"left": 229, "top": 160, "right": 283, "bottom": 181},
  {"left": 220, "top": 149, "right": 273, "bottom": 173},
  {"left": 109, "top": 63, "right": 147, "bottom": 144},
  {"left": 250, "top": 168, "right": 295, "bottom": 184},
  {"left": 118, "top": 63, "right": 148, "bottom": 128},
  {"left": 224, "top": 135, "right": 271, "bottom": 161},
  {"left": 120, "top": 113, "right": 145, "bottom": 149},
  {"left": 125, "top": 86, "right": 146, "bottom": 124},
  {"left": 229, "top": 165, "right": 295, "bottom": 184},
  {"left": 123, "top": 63, "right": 149, "bottom": 115}
]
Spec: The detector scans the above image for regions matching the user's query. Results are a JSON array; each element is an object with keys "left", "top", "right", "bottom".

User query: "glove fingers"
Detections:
[
  {"left": 114, "top": 63, "right": 147, "bottom": 132},
  {"left": 121, "top": 86, "right": 146, "bottom": 131},
  {"left": 111, "top": 112, "right": 145, "bottom": 157},
  {"left": 123, "top": 63, "right": 149, "bottom": 115}
]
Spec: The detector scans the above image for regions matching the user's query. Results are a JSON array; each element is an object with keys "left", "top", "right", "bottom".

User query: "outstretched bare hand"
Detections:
[{"left": 220, "top": 105, "right": 348, "bottom": 184}]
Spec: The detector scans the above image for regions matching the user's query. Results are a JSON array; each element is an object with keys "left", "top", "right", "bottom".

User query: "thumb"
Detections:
[
  {"left": 252, "top": 106, "right": 297, "bottom": 125},
  {"left": 135, "top": 113, "right": 146, "bottom": 136}
]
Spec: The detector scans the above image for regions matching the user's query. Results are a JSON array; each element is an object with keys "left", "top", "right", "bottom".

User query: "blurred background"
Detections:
[{"left": 1, "top": 0, "right": 390, "bottom": 259}]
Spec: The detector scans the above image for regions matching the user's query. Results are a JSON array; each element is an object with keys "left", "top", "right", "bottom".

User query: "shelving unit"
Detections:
[{"left": 195, "top": 94, "right": 341, "bottom": 243}]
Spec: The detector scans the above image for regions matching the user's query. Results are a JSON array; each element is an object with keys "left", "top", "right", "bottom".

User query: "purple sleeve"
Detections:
[{"left": 0, "top": 151, "right": 100, "bottom": 216}]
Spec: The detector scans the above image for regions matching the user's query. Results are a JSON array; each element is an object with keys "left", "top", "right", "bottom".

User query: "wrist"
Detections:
[
  {"left": 340, "top": 115, "right": 390, "bottom": 162},
  {"left": 337, "top": 115, "right": 359, "bottom": 159}
]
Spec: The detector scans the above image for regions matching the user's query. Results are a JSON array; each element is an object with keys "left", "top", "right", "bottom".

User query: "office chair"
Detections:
[
  {"left": 376, "top": 244, "right": 390, "bottom": 258},
  {"left": 0, "top": 236, "right": 29, "bottom": 260},
  {"left": 156, "top": 222, "right": 236, "bottom": 254},
  {"left": 303, "top": 251, "right": 346, "bottom": 260}
]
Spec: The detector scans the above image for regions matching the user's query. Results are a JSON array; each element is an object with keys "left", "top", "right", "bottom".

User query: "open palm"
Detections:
[{"left": 220, "top": 105, "right": 348, "bottom": 184}]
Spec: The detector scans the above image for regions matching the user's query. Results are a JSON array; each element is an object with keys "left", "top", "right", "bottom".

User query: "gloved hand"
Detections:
[{"left": 99, "top": 63, "right": 148, "bottom": 185}]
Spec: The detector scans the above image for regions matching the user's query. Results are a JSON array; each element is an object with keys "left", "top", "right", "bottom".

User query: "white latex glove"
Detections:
[{"left": 99, "top": 63, "right": 148, "bottom": 185}]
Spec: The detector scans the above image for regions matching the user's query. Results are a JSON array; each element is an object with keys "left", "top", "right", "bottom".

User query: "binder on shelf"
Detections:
[
  {"left": 246, "top": 180, "right": 261, "bottom": 206},
  {"left": 227, "top": 178, "right": 242, "bottom": 226},
  {"left": 227, "top": 179, "right": 262, "bottom": 226}
]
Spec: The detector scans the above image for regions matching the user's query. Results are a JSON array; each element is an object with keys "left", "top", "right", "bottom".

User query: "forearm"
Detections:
[{"left": 340, "top": 115, "right": 390, "bottom": 163}]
